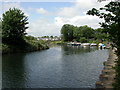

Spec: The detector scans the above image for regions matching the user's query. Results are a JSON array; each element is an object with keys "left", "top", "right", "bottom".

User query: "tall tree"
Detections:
[
  {"left": 80, "top": 25, "right": 94, "bottom": 39},
  {"left": 73, "top": 25, "right": 94, "bottom": 41},
  {"left": 2, "top": 8, "right": 28, "bottom": 45},
  {"left": 87, "top": 1, "right": 120, "bottom": 89},
  {"left": 61, "top": 24, "right": 74, "bottom": 41},
  {"left": 73, "top": 26, "right": 82, "bottom": 41},
  {"left": 94, "top": 28, "right": 108, "bottom": 40}
]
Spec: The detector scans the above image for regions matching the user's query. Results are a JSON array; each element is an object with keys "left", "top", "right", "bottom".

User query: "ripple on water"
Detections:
[{"left": 2, "top": 45, "right": 109, "bottom": 88}]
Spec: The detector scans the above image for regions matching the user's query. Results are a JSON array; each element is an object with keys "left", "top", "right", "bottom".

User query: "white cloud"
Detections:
[
  {"left": 55, "top": 17, "right": 70, "bottom": 26},
  {"left": 57, "top": 0, "right": 110, "bottom": 17},
  {"left": 57, "top": 7, "right": 79, "bottom": 17},
  {"left": 2, "top": 2, "right": 29, "bottom": 16},
  {"left": 36, "top": 8, "right": 48, "bottom": 14},
  {"left": 75, "top": 0, "right": 110, "bottom": 10},
  {"left": 55, "top": 15, "right": 104, "bottom": 29},
  {"left": 27, "top": 18, "right": 61, "bottom": 37},
  {"left": 2, "top": 2, "right": 21, "bottom": 13},
  {"left": 74, "top": 0, "right": 95, "bottom": 10}
]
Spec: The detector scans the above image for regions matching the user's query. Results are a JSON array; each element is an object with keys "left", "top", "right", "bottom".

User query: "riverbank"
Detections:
[
  {"left": 49, "top": 40, "right": 64, "bottom": 45},
  {"left": 1, "top": 36, "right": 49, "bottom": 54},
  {"left": 96, "top": 48, "right": 117, "bottom": 88}
]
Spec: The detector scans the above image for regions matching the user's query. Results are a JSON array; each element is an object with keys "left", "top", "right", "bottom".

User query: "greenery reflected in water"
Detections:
[
  {"left": 2, "top": 53, "right": 27, "bottom": 88},
  {"left": 2, "top": 45, "right": 109, "bottom": 88},
  {"left": 61, "top": 45, "right": 98, "bottom": 55}
]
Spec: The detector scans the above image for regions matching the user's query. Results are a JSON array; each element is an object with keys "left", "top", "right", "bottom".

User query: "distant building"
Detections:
[{"left": 38, "top": 37, "right": 61, "bottom": 41}]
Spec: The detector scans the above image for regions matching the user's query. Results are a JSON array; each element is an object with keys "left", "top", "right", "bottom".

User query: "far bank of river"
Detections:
[{"left": 2, "top": 45, "right": 109, "bottom": 88}]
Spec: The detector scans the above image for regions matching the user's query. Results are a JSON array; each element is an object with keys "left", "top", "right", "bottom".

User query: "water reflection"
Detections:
[
  {"left": 61, "top": 45, "right": 97, "bottom": 55},
  {"left": 2, "top": 53, "right": 27, "bottom": 88},
  {"left": 0, "top": 55, "right": 2, "bottom": 89},
  {"left": 2, "top": 45, "right": 109, "bottom": 88}
]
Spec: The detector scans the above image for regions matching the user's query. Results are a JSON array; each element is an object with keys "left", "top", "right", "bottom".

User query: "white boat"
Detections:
[
  {"left": 67, "top": 42, "right": 81, "bottom": 46},
  {"left": 98, "top": 43, "right": 102, "bottom": 46},
  {"left": 81, "top": 43, "right": 90, "bottom": 46},
  {"left": 90, "top": 43, "right": 97, "bottom": 46},
  {"left": 99, "top": 43, "right": 106, "bottom": 49}
]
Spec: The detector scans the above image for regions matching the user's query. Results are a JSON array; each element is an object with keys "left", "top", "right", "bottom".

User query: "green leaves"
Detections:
[
  {"left": 87, "top": 8, "right": 100, "bottom": 16},
  {"left": 61, "top": 24, "right": 105, "bottom": 42},
  {"left": 87, "top": 1, "right": 120, "bottom": 42},
  {"left": 61, "top": 24, "right": 74, "bottom": 41},
  {"left": 87, "top": 1, "right": 120, "bottom": 89},
  {"left": 2, "top": 8, "right": 29, "bottom": 45}
]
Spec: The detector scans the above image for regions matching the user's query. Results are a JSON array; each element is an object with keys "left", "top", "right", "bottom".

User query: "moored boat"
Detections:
[
  {"left": 81, "top": 43, "right": 90, "bottom": 46},
  {"left": 90, "top": 43, "right": 97, "bottom": 46},
  {"left": 99, "top": 43, "right": 106, "bottom": 49}
]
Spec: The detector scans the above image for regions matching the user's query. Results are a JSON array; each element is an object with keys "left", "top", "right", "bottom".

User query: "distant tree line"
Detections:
[{"left": 61, "top": 24, "right": 108, "bottom": 43}]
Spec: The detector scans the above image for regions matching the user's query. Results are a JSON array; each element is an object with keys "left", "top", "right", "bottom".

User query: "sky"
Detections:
[{"left": 1, "top": 0, "right": 112, "bottom": 37}]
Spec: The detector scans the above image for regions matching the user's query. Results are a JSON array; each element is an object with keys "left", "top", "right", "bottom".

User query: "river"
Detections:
[{"left": 2, "top": 45, "right": 109, "bottom": 88}]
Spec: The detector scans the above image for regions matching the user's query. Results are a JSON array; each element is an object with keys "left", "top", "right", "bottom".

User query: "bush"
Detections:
[{"left": 79, "top": 37, "right": 88, "bottom": 43}]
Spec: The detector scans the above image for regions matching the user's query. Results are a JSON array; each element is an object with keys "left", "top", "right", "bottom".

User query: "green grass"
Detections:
[
  {"left": 2, "top": 36, "right": 49, "bottom": 54},
  {"left": 24, "top": 38, "right": 49, "bottom": 51},
  {"left": 50, "top": 40, "right": 64, "bottom": 45}
]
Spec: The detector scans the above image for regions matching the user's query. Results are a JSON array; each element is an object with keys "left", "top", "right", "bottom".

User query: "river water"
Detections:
[{"left": 2, "top": 45, "right": 109, "bottom": 88}]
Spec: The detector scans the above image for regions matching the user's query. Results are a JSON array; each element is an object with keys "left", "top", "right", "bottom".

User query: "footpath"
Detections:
[{"left": 96, "top": 48, "right": 117, "bottom": 88}]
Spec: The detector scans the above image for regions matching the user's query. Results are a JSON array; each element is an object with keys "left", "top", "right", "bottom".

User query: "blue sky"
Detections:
[
  {"left": 20, "top": 2, "right": 74, "bottom": 22},
  {"left": 1, "top": 0, "right": 111, "bottom": 37}
]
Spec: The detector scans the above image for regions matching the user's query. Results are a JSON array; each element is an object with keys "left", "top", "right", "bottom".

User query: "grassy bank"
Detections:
[
  {"left": 1, "top": 36, "right": 49, "bottom": 54},
  {"left": 49, "top": 40, "right": 64, "bottom": 45}
]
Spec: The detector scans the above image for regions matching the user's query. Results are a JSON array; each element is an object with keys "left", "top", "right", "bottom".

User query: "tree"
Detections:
[
  {"left": 50, "top": 36, "right": 53, "bottom": 38},
  {"left": 80, "top": 25, "right": 94, "bottom": 39},
  {"left": 61, "top": 24, "right": 95, "bottom": 42},
  {"left": 73, "top": 25, "right": 94, "bottom": 41},
  {"left": 94, "top": 28, "right": 108, "bottom": 41},
  {"left": 54, "top": 36, "right": 58, "bottom": 38},
  {"left": 73, "top": 26, "right": 82, "bottom": 41},
  {"left": 2, "top": 8, "right": 28, "bottom": 45},
  {"left": 61, "top": 24, "right": 74, "bottom": 41},
  {"left": 87, "top": 1, "right": 120, "bottom": 89},
  {"left": 79, "top": 37, "right": 88, "bottom": 43}
]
